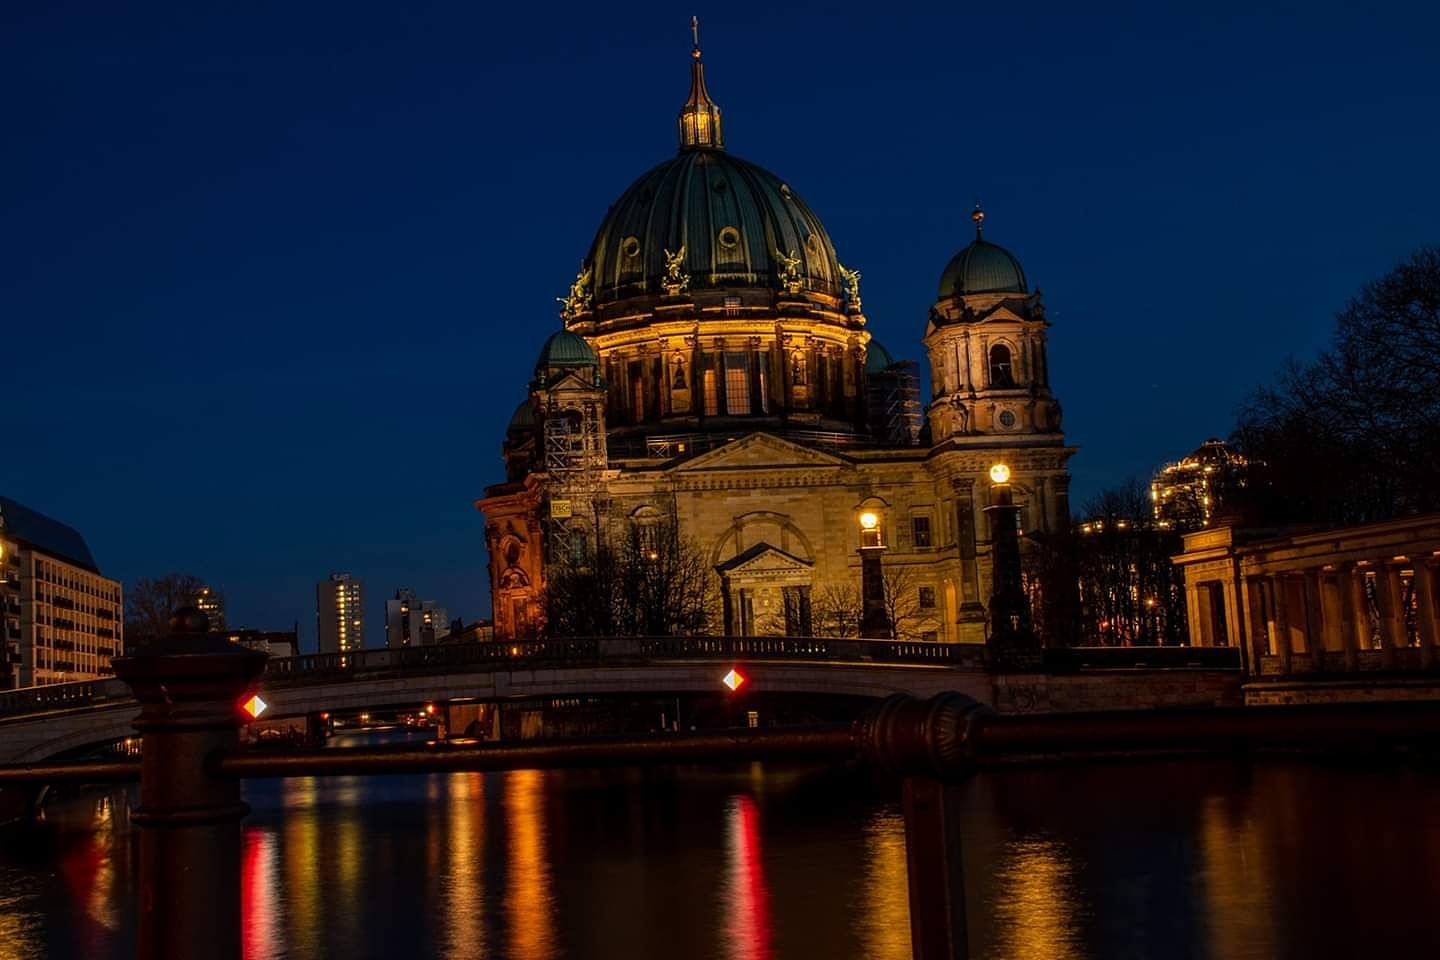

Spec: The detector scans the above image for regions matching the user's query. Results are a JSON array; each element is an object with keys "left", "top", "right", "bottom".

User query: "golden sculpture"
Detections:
[
  {"left": 663, "top": 245, "right": 690, "bottom": 294},
  {"left": 839, "top": 263, "right": 862, "bottom": 310},
  {"left": 557, "top": 262, "right": 593, "bottom": 319},
  {"left": 775, "top": 247, "right": 803, "bottom": 293}
]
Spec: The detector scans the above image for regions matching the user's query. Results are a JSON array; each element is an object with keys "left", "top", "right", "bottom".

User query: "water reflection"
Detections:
[
  {"left": 441, "top": 772, "right": 486, "bottom": 960},
  {"left": 989, "top": 837, "right": 1085, "bottom": 960},
  {"left": 280, "top": 777, "right": 320, "bottom": 951},
  {"left": 722, "top": 794, "right": 773, "bottom": 960},
  {"left": 505, "top": 769, "right": 557, "bottom": 959},
  {"left": 857, "top": 809, "right": 910, "bottom": 960},
  {"left": 242, "top": 828, "right": 280, "bottom": 960}
]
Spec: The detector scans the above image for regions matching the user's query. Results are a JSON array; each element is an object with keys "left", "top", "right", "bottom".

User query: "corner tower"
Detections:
[{"left": 923, "top": 207, "right": 1062, "bottom": 442}]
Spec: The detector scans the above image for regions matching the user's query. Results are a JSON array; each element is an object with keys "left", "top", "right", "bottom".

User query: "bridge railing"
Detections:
[{"left": 0, "top": 677, "right": 131, "bottom": 717}]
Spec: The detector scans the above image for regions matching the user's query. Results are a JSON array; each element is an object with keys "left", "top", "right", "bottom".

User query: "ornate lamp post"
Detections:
[
  {"left": 984, "top": 463, "right": 1039, "bottom": 665},
  {"left": 857, "top": 501, "right": 891, "bottom": 639}
]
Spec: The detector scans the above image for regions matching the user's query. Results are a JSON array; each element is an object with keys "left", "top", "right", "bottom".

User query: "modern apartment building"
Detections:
[
  {"left": 0, "top": 496, "right": 124, "bottom": 689},
  {"left": 316, "top": 572, "right": 364, "bottom": 654},
  {"left": 384, "top": 588, "right": 449, "bottom": 648}
]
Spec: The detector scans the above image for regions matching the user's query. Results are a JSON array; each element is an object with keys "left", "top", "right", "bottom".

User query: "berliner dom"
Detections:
[{"left": 478, "top": 28, "right": 1073, "bottom": 644}]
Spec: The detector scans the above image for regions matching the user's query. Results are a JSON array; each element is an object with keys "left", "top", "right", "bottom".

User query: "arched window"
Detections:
[{"left": 989, "top": 344, "right": 1015, "bottom": 388}]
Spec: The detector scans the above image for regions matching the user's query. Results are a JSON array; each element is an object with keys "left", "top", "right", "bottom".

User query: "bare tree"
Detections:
[
  {"left": 124, "top": 573, "right": 208, "bottom": 649},
  {"left": 811, "top": 582, "right": 862, "bottom": 638},
  {"left": 880, "top": 566, "right": 928, "bottom": 641},
  {"left": 1073, "top": 479, "right": 1187, "bottom": 645},
  {"left": 1236, "top": 247, "right": 1440, "bottom": 523},
  {"left": 544, "top": 520, "right": 713, "bottom": 637}
]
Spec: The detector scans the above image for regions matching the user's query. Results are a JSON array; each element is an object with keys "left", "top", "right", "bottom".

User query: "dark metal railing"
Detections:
[{"left": 0, "top": 630, "right": 1436, "bottom": 960}]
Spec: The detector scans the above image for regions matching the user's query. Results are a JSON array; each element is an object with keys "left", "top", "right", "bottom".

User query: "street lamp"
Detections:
[
  {"left": 983, "top": 462, "right": 1038, "bottom": 664},
  {"left": 855, "top": 500, "right": 891, "bottom": 639}
]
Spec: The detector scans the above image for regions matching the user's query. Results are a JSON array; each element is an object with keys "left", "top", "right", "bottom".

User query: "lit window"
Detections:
[
  {"left": 989, "top": 344, "right": 1015, "bottom": 388},
  {"left": 702, "top": 368, "right": 719, "bottom": 416},
  {"left": 912, "top": 516, "right": 932, "bottom": 548},
  {"left": 724, "top": 353, "right": 750, "bottom": 414}
]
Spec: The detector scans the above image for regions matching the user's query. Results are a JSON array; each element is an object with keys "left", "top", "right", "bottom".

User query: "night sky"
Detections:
[{"left": 5, "top": 2, "right": 1438, "bottom": 650}]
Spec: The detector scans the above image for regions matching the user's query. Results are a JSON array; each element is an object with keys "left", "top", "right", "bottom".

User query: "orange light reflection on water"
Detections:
[
  {"left": 857, "top": 810, "right": 910, "bottom": 960},
  {"left": 442, "top": 772, "right": 486, "bottom": 960},
  {"left": 989, "top": 838, "right": 1084, "bottom": 960},
  {"left": 505, "top": 769, "right": 557, "bottom": 960}
]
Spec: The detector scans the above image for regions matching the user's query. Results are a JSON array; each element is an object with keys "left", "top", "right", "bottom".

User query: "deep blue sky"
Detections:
[{"left": 5, "top": 2, "right": 1437, "bottom": 650}]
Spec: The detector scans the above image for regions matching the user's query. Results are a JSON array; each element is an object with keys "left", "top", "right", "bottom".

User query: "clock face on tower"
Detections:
[{"left": 998, "top": 409, "right": 1016, "bottom": 429}]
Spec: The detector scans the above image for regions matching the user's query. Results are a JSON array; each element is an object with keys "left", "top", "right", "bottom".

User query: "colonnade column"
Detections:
[
  {"left": 1376, "top": 563, "right": 1408, "bottom": 668},
  {"left": 1270, "top": 576, "right": 1293, "bottom": 675},
  {"left": 1336, "top": 563, "right": 1363, "bottom": 671},
  {"left": 1245, "top": 578, "right": 1268, "bottom": 672},
  {"left": 1413, "top": 560, "right": 1439, "bottom": 670},
  {"left": 1303, "top": 568, "right": 1327, "bottom": 669}
]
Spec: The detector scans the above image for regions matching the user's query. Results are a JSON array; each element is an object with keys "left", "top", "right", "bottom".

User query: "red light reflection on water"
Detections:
[
  {"left": 242, "top": 828, "right": 278, "bottom": 960},
  {"left": 723, "top": 794, "right": 773, "bottom": 960}
]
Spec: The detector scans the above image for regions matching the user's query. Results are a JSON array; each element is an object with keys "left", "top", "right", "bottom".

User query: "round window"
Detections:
[
  {"left": 621, "top": 236, "right": 641, "bottom": 258},
  {"left": 998, "top": 410, "right": 1016, "bottom": 428},
  {"left": 718, "top": 226, "right": 740, "bottom": 249}
]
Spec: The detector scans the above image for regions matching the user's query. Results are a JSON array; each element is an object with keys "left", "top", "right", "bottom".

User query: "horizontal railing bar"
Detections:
[
  {"left": 0, "top": 759, "right": 141, "bottom": 784},
  {"left": 216, "top": 726, "right": 858, "bottom": 778}
]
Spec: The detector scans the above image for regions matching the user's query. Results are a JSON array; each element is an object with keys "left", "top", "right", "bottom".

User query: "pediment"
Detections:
[
  {"left": 715, "top": 541, "right": 814, "bottom": 575},
  {"left": 976, "top": 304, "right": 1029, "bottom": 324},
  {"left": 672, "top": 432, "right": 851, "bottom": 472}
]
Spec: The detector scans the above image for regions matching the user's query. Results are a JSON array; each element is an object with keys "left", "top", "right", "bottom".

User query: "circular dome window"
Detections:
[
  {"left": 621, "top": 236, "right": 641, "bottom": 258},
  {"left": 712, "top": 180, "right": 728, "bottom": 195},
  {"left": 718, "top": 226, "right": 740, "bottom": 249}
]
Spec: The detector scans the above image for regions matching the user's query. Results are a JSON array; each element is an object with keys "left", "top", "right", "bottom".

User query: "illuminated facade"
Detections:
[
  {"left": 1151, "top": 438, "right": 1251, "bottom": 531},
  {"left": 195, "top": 584, "right": 226, "bottom": 631},
  {"left": 384, "top": 588, "right": 449, "bottom": 647},
  {"left": 316, "top": 572, "right": 364, "bottom": 654},
  {"left": 477, "top": 36, "right": 1073, "bottom": 642},
  {"left": 0, "top": 496, "right": 124, "bottom": 688}
]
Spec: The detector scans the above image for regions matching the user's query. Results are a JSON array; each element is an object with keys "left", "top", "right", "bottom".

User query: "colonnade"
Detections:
[{"left": 1243, "top": 559, "right": 1440, "bottom": 675}]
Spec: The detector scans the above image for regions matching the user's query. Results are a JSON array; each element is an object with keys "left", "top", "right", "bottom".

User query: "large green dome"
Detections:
[
  {"left": 587, "top": 150, "right": 842, "bottom": 306},
  {"left": 937, "top": 238, "right": 1027, "bottom": 298}
]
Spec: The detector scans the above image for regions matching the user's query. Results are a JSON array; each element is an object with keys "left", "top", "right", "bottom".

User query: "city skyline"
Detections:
[{"left": 6, "top": 2, "right": 1439, "bottom": 643}]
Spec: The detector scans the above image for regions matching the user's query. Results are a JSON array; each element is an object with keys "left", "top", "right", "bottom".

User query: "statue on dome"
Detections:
[
  {"left": 775, "top": 247, "right": 803, "bottom": 294},
  {"left": 838, "top": 263, "right": 862, "bottom": 311},
  {"left": 558, "top": 262, "right": 592, "bottom": 320},
  {"left": 663, "top": 246, "right": 690, "bottom": 295}
]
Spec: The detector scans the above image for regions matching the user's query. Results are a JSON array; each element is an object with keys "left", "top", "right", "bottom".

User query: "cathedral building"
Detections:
[{"left": 477, "top": 36, "right": 1074, "bottom": 643}]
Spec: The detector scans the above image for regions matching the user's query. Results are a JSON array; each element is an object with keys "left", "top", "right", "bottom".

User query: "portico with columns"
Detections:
[{"left": 1174, "top": 516, "right": 1440, "bottom": 680}]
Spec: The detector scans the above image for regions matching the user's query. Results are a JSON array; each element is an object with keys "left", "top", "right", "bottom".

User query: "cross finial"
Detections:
[
  {"left": 691, "top": 16, "right": 701, "bottom": 58},
  {"left": 972, "top": 200, "right": 985, "bottom": 238}
]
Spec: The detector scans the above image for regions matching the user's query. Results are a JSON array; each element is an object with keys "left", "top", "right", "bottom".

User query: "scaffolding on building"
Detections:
[
  {"left": 866, "top": 360, "right": 923, "bottom": 447},
  {"left": 541, "top": 402, "right": 607, "bottom": 568}
]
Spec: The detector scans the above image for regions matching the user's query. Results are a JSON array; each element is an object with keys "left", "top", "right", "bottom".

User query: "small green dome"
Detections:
[
  {"left": 937, "top": 239, "right": 1027, "bottom": 298},
  {"left": 535, "top": 329, "right": 598, "bottom": 369},
  {"left": 507, "top": 399, "right": 535, "bottom": 433},
  {"left": 864, "top": 340, "right": 895, "bottom": 374}
]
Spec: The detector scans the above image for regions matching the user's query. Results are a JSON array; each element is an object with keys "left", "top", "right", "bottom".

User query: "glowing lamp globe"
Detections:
[
  {"left": 858, "top": 511, "right": 880, "bottom": 531},
  {"left": 989, "top": 463, "right": 1011, "bottom": 484}
]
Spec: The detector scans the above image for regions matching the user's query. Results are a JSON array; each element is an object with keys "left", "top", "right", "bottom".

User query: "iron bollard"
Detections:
[
  {"left": 856, "top": 693, "right": 993, "bottom": 960},
  {"left": 111, "top": 608, "right": 267, "bottom": 960}
]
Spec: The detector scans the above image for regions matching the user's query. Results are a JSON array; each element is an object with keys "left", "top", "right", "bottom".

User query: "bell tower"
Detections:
[{"left": 922, "top": 206, "right": 1062, "bottom": 442}]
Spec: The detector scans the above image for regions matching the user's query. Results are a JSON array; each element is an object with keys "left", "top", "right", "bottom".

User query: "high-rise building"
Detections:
[
  {"left": 384, "top": 589, "right": 449, "bottom": 648},
  {"left": 195, "top": 585, "right": 226, "bottom": 631},
  {"left": 316, "top": 573, "right": 364, "bottom": 654},
  {"left": 0, "top": 496, "right": 124, "bottom": 689}
]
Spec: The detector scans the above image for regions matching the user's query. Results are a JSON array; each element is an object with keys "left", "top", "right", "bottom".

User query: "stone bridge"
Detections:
[{"left": 0, "top": 637, "right": 1242, "bottom": 763}]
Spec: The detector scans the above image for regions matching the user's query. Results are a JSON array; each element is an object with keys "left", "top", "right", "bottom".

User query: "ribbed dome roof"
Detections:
[
  {"left": 864, "top": 340, "right": 895, "bottom": 373},
  {"left": 937, "top": 238, "right": 1027, "bottom": 298},
  {"left": 535, "top": 329, "right": 598, "bottom": 369},
  {"left": 587, "top": 149, "right": 842, "bottom": 305}
]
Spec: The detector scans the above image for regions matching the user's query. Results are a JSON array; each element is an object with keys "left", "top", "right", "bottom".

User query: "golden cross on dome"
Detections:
[{"left": 972, "top": 201, "right": 985, "bottom": 238}]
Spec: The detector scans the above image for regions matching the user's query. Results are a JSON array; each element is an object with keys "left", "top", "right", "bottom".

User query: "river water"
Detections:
[{"left": 3, "top": 733, "right": 1439, "bottom": 959}]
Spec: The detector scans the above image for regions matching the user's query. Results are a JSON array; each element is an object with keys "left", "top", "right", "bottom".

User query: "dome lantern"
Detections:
[{"left": 677, "top": 18, "right": 723, "bottom": 152}]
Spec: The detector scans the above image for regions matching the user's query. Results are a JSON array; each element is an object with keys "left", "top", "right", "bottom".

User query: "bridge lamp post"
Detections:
[
  {"left": 983, "top": 462, "right": 1038, "bottom": 665},
  {"left": 857, "top": 502, "right": 892, "bottom": 639}
]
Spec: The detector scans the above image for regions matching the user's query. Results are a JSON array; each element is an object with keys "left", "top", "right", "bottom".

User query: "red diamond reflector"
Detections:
[
  {"left": 242, "top": 695, "right": 268, "bottom": 719},
  {"left": 722, "top": 668, "right": 746, "bottom": 692}
]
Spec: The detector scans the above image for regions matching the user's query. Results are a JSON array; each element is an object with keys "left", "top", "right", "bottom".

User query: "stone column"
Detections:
[
  {"left": 1413, "top": 560, "right": 1439, "bottom": 670},
  {"left": 1376, "top": 563, "right": 1407, "bottom": 668},
  {"left": 1303, "top": 568, "right": 1326, "bottom": 667},
  {"left": 1336, "top": 563, "right": 1363, "bottom": 671},
  {"left": 1271, "top": 576, "right": 1293, "bottom": 675}
]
